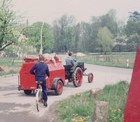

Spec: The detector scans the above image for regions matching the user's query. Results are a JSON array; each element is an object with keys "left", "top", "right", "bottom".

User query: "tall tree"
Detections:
[
  {"left": 89, "top": 10, "right": 119, "bottom": 52},
  {"left": 125, "top": 11, "right": 140, "bottom": 51},
  {"left": 53, "top": 15, "right": 76, "bottom": 52},
  {"left": 127, "top": 33, "right": 140, "bottom": 51},
  {"left": 78, "top": 22, "right": 98, "bottom": 52},
  {"left": 125, "top": 11, "right": 140, "bottom": 36},
  {"left": 97, "top": 27, "right": 113, "bottom": 54},
  {"left": 99, "top": 9, "right": 118, "bottom": 36},
  {"left": 0, "top": 0, "right": 19, "bottom": 51},
  {"left": 24, "top": 22, "right": 54, "bottom": 53}
]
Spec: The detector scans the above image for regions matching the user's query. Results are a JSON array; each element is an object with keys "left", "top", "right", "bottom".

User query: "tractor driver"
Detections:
[
  {"left": 65, "top": 51, "right": 76, "bottom": 72},
  {"left": 30, "top": 54, "right": 50, "bottom": 107}
]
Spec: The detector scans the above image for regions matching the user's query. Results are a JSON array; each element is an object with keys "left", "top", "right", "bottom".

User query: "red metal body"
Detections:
[
  {"left": 19, "top": 56, "right": 65, "bottom": 91},
  {"left": 124, "top": 47, "right": 140, "bottom": 122}
]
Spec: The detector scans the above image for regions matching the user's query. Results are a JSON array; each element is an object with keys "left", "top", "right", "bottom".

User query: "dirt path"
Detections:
[{"left": 0, "top": 64, "right": 132, "bottom": 122}]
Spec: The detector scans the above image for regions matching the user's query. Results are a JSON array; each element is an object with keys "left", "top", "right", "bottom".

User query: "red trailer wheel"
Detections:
[
  {"left": 73, "top": 67, "right": 83, "bottom": 87},
  {"left": 88, "top": 73, "right": 94, "bottom": 83},
  {"left": 24, "top": 90, "right": 32, "bottom": 95},
  {"left": 55, "top": 80, "right": 63, "bottom": 95}
]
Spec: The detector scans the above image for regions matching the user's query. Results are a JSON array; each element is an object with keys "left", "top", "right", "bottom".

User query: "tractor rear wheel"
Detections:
[
  {"left": 73, "top": 67, "right": 83, "bottom": 87},
  {"left": 88, "top": 73, "right": 94, "bottom": 83},
  {"left": 55, "top": 80, "right": 63, "bottom": 95},
  {"left": 24, "top": 90, "right": 32, "bottom": 95}
]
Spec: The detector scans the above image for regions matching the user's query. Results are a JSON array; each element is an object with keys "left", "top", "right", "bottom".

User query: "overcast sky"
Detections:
[{"left": 12, "top": 0, "right": 140, "bottom": 24}]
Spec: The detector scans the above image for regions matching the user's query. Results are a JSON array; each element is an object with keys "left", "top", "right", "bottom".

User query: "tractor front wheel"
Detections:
[
  {"left": 88, "top": 73, "right": 94, "bottom": 83},
  {"left": 73, "top": 67, "right": 83, "bottom": 87}
]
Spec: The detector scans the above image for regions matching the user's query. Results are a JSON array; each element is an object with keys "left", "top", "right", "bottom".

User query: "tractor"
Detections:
[{"left": 64, "top": 62, "right": 93, "bottom": 87}]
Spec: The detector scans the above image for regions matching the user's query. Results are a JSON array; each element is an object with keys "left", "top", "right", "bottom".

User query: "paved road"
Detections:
[{"left": 0, "top": 64, "right": 132, "bottom": 122}]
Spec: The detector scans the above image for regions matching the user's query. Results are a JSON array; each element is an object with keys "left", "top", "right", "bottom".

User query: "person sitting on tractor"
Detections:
[
  {"left": 65, "top": 51, "right": 77, "bottom": 78},
  {"left": 65, "top": 51, "right": 76, "bottom": 67},
  {"left": 30, "top": 54, "right": 50, "bottom": 107}
]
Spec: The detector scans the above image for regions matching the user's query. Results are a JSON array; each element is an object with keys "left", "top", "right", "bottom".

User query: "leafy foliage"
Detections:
[
  {"left": 97, "top": 27, "right": 113, "bottom": 54},
  {"left": 52, "top": 10, "right": 119, "bottom": 53},
  {"left": 124, "top": 11, "right": 140, "bottom": 51},
  {"left": 99, "top": 9, "right": 118, "bottom": 36},
  {"left": 24, "top": 22, "right": 54, "bottom": 53},
  {"left": 0, "top": 2, "right": 139, "bottom": 54},
  {"left": 0, "top": 0, "right": 19, "bottom": 51},
  {"left": 53, "top": 15, "right": 76, "bottom": 52}
]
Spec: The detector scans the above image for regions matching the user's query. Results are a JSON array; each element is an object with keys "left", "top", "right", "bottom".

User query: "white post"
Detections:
[{"left": 126, "top": 59, "right": 129, "bottom": 68}]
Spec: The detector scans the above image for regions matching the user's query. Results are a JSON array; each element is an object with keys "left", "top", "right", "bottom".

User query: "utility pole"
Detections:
[{"left": 39, "top": 22, "right": 44, "bottom": 54}]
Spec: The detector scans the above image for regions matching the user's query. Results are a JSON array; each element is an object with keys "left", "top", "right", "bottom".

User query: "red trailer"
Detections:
[
  {"left": 18, "top": 55, "right": 65, "bottom": 95},
  {"left": 19, "top": 55, "right": 94, "bottom": 95}
]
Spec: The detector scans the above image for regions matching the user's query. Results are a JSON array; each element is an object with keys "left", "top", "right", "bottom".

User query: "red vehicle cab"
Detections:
[{"left": 18, "top": 55, "right": 65, "bottom": 95}]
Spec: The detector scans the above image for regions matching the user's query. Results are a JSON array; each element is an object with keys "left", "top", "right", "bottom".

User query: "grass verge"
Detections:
[
  {"left": 0, "top": 70, "right": 17, "bottom": 76},
  {"left": 0, "top": 58, "right": 22, "bottom": 67},
  {"left": 56, "top": 81, "right": 129, "bottom": 122},
  {"left": 0, "top": 58, "right": 21, "bottom": 76},
  {"left": 76, "top": 52, "right": 136, "bottom": 68}
]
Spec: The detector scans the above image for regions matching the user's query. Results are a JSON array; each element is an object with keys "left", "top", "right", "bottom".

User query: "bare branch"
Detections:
[{"left": 0, "top": 41, "right": 13, "bottom": 51}]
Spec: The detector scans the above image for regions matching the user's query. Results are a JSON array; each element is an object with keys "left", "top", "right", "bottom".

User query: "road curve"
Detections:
[{"left": 0, "top": 64, "right": 132, "bottom": 122}]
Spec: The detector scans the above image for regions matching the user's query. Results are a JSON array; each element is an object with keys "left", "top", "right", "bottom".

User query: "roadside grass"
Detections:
[
  {"left": 0, "top": 58, "right": 22, "bottom": 67},
  {"left": 0, "top": 70, "right": 17, "bottom": 76},
  {"left": 76, "top": 52, "right": 136, "bottom": 68},
  {"left": 97, "top": 81, "right": 129, "bottom": 122},
  {"left": 0, "top": 58, "right": 22, "bottom": 76},
  {"left": 56, "top": 92, "right": 94, "bottom": 122},
  {"left": 56, "top": 81, "right": 129, "bottom": 122}
]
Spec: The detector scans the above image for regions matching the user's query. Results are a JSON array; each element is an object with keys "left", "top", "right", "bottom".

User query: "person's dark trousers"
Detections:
[
  {"left": 42, "top": 82, "right": 48, "bottom": 102},
  {"left": 37, "top": 81, "right": 48, "bottom": 102}
]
